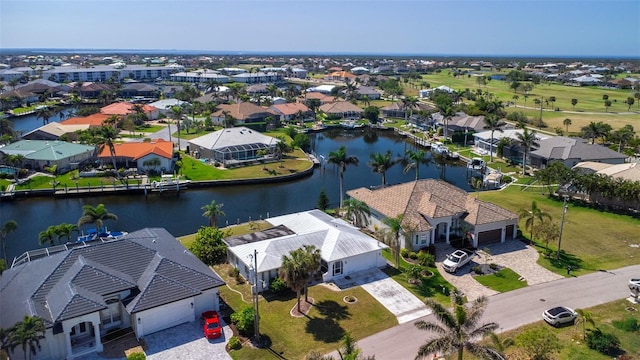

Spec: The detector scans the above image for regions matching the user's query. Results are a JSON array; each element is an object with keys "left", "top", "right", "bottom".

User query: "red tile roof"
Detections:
[
  {"left": 98, "top": 139, "right": 173, "bottom": 160},
  {"left": 101, "top": 102, "right": 158, "bottom": 116},
  {"left": 60, "top": 113, "right": 111, "bottom": 127}
]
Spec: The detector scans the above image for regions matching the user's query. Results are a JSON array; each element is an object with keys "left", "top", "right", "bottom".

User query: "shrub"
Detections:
[
  {"left": 489, "top": 263, "right": 499, "bottom": 270},
  {"left": 586, "top": 328, "right": 620, "bottom": 355},
  {"left": 126, "top": 352, "right": 146, "bottom": 360},
  {"left": 188, "top": 226, "right": 229, "bottom": 265},
  {"left": 408, "top": 251, "right": 418, "bottom": 260},
  {"left": 417, "top": 252, "right": 435, "bottom": 267},
  {"left": 269, "top": 277, "right": 287, "bottom": 293},
  {"left": 400, "top": 248, "right": 409, "bottom": 258},
  {"left": 405, "top": 264, "right": 423, "bottom": 280},
  {"left": 230, "top": 307, "right": 255, "bottom": 337},
  {"left": 501, "top": 175, "right": 513, "bottom": 184},
  {"left": 228, "top": 336, "right": 242, "bottom": 350},
  {"left": 472, "top": 265, "right": 483, "bottom": 274},
  {"left": 612, "top": 316, "right": 639, "bottom": 332}
]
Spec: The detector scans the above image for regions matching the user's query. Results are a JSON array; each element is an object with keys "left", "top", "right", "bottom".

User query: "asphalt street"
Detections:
[{"left": 352, "top": 265, "right": 640, "bottom": 360}]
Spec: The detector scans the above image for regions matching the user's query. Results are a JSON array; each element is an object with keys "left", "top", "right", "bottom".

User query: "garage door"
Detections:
[
  {"left": 140, "top": 300, "right": 193, "bottom": 336},
  {"left": 477, "top": 229, "right": 502, "bottom": 246}
]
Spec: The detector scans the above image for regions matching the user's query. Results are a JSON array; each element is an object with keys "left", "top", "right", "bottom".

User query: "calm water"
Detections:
[
  {"left": 0, "top": 129, "right": 475, "bottom": 262},
  {"left": 10, "top": 107, "right": 73, "bottom": 135}
]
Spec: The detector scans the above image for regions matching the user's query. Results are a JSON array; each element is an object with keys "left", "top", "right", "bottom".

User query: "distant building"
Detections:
[{"left": 0, "top": 140, "right": 95, "bottom": 173}]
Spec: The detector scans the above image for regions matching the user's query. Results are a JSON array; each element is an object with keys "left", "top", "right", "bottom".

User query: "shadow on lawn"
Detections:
[
  {"left": 536, "top": 245, "right": 586, "bottom": 272},
  {"left": 305, "top": 300, "right": 350, "bottom": 343}
]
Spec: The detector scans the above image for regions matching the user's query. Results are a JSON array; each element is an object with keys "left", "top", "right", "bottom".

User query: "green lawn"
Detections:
[
  {"left": 475, "top": 268, "right": 527, "bottom": 292},
  {"left": 15, "top": 174, "right": 142, "bottom": 190},
  {"left": 213, "top": 264, "right": 397, "bottom": 360}
]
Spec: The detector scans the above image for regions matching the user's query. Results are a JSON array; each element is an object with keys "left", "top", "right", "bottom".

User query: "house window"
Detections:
[
  {"left": 333, "top": 261, "right": 343, "bottom": 276},
  {"left": 421, "top": 234, "right": 428, "bottom": 245},
  {"left": 415, "top": 234, "right": 419, "bottom": 245},
  {"left": 100, "top": 298, "right": 121, "bottom": 328}
]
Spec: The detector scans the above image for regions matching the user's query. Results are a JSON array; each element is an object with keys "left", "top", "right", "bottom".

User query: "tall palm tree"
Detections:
[
  {"left": 383, "top": 214, "right": 404, "bottom": 268},
  {"left": 342, "top": 198, "right": 371, "bottom": 228},
  {"left": 169, "top": 105, "right": 183, "bottom": 149},
  {"left": 302, "top": 245, "right": 321, "bottom": 302},
  {"left": 0, "top": 220, "right": 17, "bottom": 265},
  {"left": 201, "top": 200, "right": 225, "bottom": 227},
  {"left": 328, "top": 146, "right": 359, "bottom": 208},
  {"left": 95, "top": 126, "right": 120, "bottom": 176},
  {"left": 414, "top": 291, "right": 499, "bottom": 360},
  {"left": 483, "top": 114, "right": 504, "bottom": 163},
  {"left": 404, "top": 149, "right": 428, "bottom": 180},
  {"left": 518, "top": 200, "right": 551, "bottom": 243},
  {"left": 77, "top": 204, "right": 118, "bottom": 234},
  {"left": 56, "top": 223, "right": 78, "bottom": 243},
  {"left": 279, "top": 247, "right": 311, "bottom": 313},
  {"left": 438, "top": 103, "right": 455, "bottom": 139},
  {"left": 9, "top": 316, "right": 46, "bottom": 360},
  {"left": 401, "top": 96, "right": 418, "bottom": 122},
  {"left": 368, "top": 150, "right": 400, "bottom": 186},
  {"left": 515, "top": 128, "right": 539, "bottom": 176},
  {"left": 563, "top": 118, "right": 572, "bottom": 134},
  {"left": 38, "top": 225, "right": 58, "bottom": 246}
]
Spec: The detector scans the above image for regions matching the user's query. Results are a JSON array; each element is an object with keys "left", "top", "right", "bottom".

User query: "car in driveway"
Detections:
[
  {"left": 201, "top": 310, "right": 222, "bottom": 339},
  {"left": 442, "top": 249, "right": 475, "bottom": 273},
  {"left": 542, "top": 306, "right": 577, "bottom": 326}
]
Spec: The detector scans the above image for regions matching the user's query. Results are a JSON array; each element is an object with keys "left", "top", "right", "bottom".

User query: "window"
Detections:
[
  {"left": 333, "top": 261, "right": 343, "bottom": 276},
  {"left": 415, "top": 234, "right": 419, "bottom": 245}
]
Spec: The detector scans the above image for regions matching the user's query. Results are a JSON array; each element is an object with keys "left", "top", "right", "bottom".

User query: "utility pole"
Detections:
[
  {"left": 557, "top": 196, "right": 569, "bottom": 260},
  {"left": 252, "top": 249, "right": 261, "bottom": 343}
]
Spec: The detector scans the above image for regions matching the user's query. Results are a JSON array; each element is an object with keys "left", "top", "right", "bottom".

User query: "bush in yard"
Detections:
[
  {"left": 405, "top": 265, "right": 423, "bottom": 281},
  {"left": 472, "top": 265, "right": 483, "bottom": 274},
  {"left": 400, "top": 248, "right": 409, "bottom": 258},
  {"left": 228, "top": 336, "right": 242, "bottom": 350},
  {"left": 126, "top": 353, "right": 146, "bottom": 360},
  {"left": 516, "top": 326, "right": 560, "bottom": 360},
  {"left": 188, "top": 226, "right": 229, "bottom": 265},
  {"left": 586, "top": 328, "right": 620, "bottom": 355},
  {"left": 417, "top": 252, "right": 435, "bottom": 267},
  {"left": 612, "top": 316, "right": 639, "bottom": 332},
  {"left": 408, "top": 251, "right": 418, "bottom": 260},
  {"left": 230, "top": 307, "right": 255, "bottom": 337},
  {"left": 489, "top": 263, "right": 499, "bottom": 270},
  {"left": 269, "top": 277, "right": 288, "bottom": 293}
]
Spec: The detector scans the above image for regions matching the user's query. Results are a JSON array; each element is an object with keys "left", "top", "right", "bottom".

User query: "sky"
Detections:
[{"left": 0, "top": 0, "right": 639, "bottom": 58}]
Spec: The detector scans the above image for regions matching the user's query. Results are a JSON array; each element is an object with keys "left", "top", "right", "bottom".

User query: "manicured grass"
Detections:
[
  {"left": 178, "top": 221, "right": 269, "bottom": 249},
  {"left": 136, "top": 124, "right": 164, "bottom": 133},
  {"left": 475, "top": 268, "right": 527, "bottom": 292},
  {"left": 478, "top": 184, "right": 640, "bottom": 274},
  {"left": 213, "top": 264, "right": 397, "bottom": 360},
  {"left": 15, "top": 174, "right": 142, "bottom": 190}
]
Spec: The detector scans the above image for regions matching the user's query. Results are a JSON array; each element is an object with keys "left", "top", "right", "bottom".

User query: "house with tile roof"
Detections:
[
  {"left": 22, "top": 122, "right": 91, "bottom": 141},
  {"left": 97, "top": 139, "right": 174, "bottom": 173},
  {"left": 347, "top": 179, "right": 519, "bottom": 249},
  {"left": 210, "top": 102, "right": 276, "bottom": 126},
  {"left": 302, "top": 92, "right": 336, "bottom": 104},
  {"left": 188, "top": 126, "right": 279, "bottom": 167},
  {"left": 0, "top": 140, "right": 96, "bottom": 173},
  {"left": 60, "top": 113, "right": 112, "bottom": 127},
  {"left": 225, "top": 210, "right": 388, "bottom": 292},
  {"left": 381, "top": 102, "right": 435, "bottom": 119},
  {"left": 0, "top": 228, "right": 225, "bottom": 360},
  {"left": 101, "top": 102, "right": 159, "bottom": 120},
  {"left": 268, "top": 102, "right": 312, "bottom": 123},
  {"left": 319, "top": 101, "right": 364, "bottom": 120}
]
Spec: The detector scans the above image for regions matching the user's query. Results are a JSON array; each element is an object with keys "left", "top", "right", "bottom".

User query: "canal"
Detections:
[{"left": 0, "top": 129, "right": 475, "bottom": 262}]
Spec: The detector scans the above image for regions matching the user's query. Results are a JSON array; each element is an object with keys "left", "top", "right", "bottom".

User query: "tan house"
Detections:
[
  {"left": 211, "top": 102, "right": 276, "bottom": 126},
  {"left": 347, "top": 179, "right": 519, "bottom": 250},
  {"left": 319, "top": 101, "right": 363, "bottom": 120}
]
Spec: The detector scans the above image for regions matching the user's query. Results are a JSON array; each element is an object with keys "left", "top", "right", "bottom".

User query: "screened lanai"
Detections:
[{"left": 188, "top": 127, "right": 279, "bottom": 167}]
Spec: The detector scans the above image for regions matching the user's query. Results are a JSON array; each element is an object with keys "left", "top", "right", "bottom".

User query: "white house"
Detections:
[
  {"left": 0, "top": 228, "right": 225, "bottom": 360},
  {"left": 225, "top": 210, "right": 388, "bottom": 292}
]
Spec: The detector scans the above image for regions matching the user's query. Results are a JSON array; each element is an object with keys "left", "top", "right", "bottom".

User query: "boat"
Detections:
[
  {"left": 77, "top": 227, "right": 128, "bottom": 243},
  {"left": 431, "top": 142, "right": 449, "bottom": 156},
  {"left": 467, "top": 157, "right": 486, "bottom": 171},
  {"left": 449, "top": 152, "right": 460, "bottom": 160},
  {"left": 148, "top": 174, "right": 191, "bottom": 193}
]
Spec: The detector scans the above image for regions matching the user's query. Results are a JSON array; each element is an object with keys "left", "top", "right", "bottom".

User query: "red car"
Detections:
[{"left": 201, "top": 311, "right": 222, "bottom": 339}]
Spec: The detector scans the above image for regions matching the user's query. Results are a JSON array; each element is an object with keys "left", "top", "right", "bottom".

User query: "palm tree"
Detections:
[
  {"left": 574, "top": 308, "right": 595, "bottom": 340},
  {"left": 95, "top": 126, "right": 120, "bottom": 176},
  {"left": 201, "top": 200, "right": 225, "bottom": 227},
  {"left": 302, "top": 245, "right": 321, "bottom": 302},
  {"left": 0, "top": 220, "right": 17, "bottom": 265},
  {"left": 563, "top": 118, "right": 572, "bottom": 134},
  {"left": 515, "top": 128, "right": 539, "bottom": 176},
  {"left": 77, "top": 204, "right": 118, "bottom": 234},
  {"left": 279, "top": 247, "right": 311, "bottom": 313},
  {"left": 38, "top": 225, "right": 58, "bottom": 246},
  {"left": 9, "top": 316, "right": 45, "bottom": 360},
  {"left": 169, "top": 105, "right": 183, "bottom": 148},
  {"left": 342, "top": 198, "right": 371, "bottom": 228},
  {"left": 404, "top": 149, "right": 428, "bottom": 180},
  {"left": 368, "top": 150, "right": 400, "bottom": 186},
  {"left": 383, "top": 214, "right": 404, "bottom": 268},
  {"left": 482, "top": 114, "right": 504, "bottom": 163},
  {"left": 56, "top": 223, "right": 78, "bottom": 243},
  {"left": 401, "top": 96, "right": 418, "bottom": 122},
  {"left": 328, "top": 146, "right": 359, "bottom": 208},
  {"left": 414, "top": 291, "right": 499, "bottom": 360},
  {"left": 518, "top": 200, "right": 551, "bottom": 243},
  {"left": 438, "top": 103, "right": 455, "bottom": 139}
]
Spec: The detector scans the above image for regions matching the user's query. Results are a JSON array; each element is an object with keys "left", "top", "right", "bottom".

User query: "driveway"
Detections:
[
  {"left": 436, "top": 240, "right": 563, "bottom": 300},
  {"left": 332, "top": 268, "right": 432, "bottom": 324}
]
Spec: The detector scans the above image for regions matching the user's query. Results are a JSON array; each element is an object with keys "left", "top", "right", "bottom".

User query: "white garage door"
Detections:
[{"left": 140, "top": 300, "right": 193, "bottom": 336}]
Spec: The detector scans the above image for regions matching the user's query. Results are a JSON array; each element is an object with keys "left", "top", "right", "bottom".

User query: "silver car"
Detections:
[{"left": 542, "top": 306, "right": 577, "bottom": 326}]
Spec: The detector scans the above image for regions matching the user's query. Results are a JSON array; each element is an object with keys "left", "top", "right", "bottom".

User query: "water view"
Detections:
[{"left": 0, "top": 129, "right": 475, "bottom": 262}]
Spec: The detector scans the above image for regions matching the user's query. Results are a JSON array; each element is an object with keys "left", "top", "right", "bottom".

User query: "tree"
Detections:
[
  {"left": 401, "top": 96, "right": 418, "bottom": 122},
  {"left": 368, "top": 150, "right": 400, "bottom": 186},
  {"left": 9, "top": 316, "right": 46, "bottom": 360},
  {"left": 0, "top": 220, "right": 17, "bottom": 265},
  {"left": 571, "top": 98, "right": 578, "bottom": 110},
  {"left": 604, "top": 99, "right": 612, "bottom": 112},
  {"left": 515, "top": 326, "right": 560, "bottom": 360},
  {"left": 515, "top": 128, "right": 539, "bottom": 176},
  {"left": 575, "top": 308, "right": 595, "bottom": 340},
  {"left": 403, "top": 149, "right": 428, "bottom": 180},
  {"left": 626, "top": 97, "right": 635, "bottom": 111},
  {"left": 611, "top": 124, "right": 635, "bottom": 153},
  {"left": 518, "top": 201, "right": 551, "bottom": 243},
  {"left": 35, "top": 106, "right": 57, "bottom": 125},
  {"left": 414, "top": 290, "right": 499, "bottom": 360},
  {"left": 383, "top": 214, "right": 404, "bottom": 268},
  {"left": 201, "top": 199, "right": 225, "bottom": 227},
  {"left": 56, "top": 223, "right": 78, "bottom": 243},
  {"left": 95, "top": 125, "right": 120, "bottom": 176},
  {"left": 169, "top": 105, "right": 183, "bottom": 149},
  {"left": 434, "top": 94, "right": 455, "bottom": 139},
  {"left": 302, "top": 245, "right": 321, "bottom": 302},
  {"left": 363, "top": 106, "right": 380, "bottom": 124},
  {"left": 342, "top": 198, "right": 371, "bottom": 228},
  {"left": 328, "top": 146, "right": 359, "bottom": 208},
  {"left": 38, "top": 225, "right": 58, "bottom": 246},
  {"left": 563, "top": 118, "right": 572, "bottom": 134},
  {"left": 189, "top": 226, "right": 229, "bottom": 265},
  {"left": 77, "top": 203, "right": 118, "bottom": 233},
  {"left": 483, "top": 114, "right": 504, "bottom": 162},
  {"left": 279, "top": 247, "right": 312, "bottom": 313},
  {"left": 317, "top": 189, "right": 330, "bottom": 211},
  {"left": 581, "top": 121, "right": 611, "bottom": 144}
]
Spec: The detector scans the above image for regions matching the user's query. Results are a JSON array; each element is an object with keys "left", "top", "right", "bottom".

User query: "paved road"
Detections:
[
  {"left": 145, "top": 123, "right": 190, "bottom": 150},
  {"left": 351, "top": 265, "right": 640, "bottom": 360}
]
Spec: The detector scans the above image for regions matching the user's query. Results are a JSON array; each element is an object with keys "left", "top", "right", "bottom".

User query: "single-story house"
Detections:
[
  {"left": 0, "top": 140, "right": 96, "bottom": 173},
  {"left": 269, "top": 102, "right": 312, "bottom": 123},
  {"left": 60, "top": 113, "right": 114, "bottom": 128},
  {"left": 381, "top": 102, "right": 435, "bottom": 119},
  {"left": 97, "top": 139, "right": 174, "bottom": 173},
  {"left": 101, "top": 102, "right": 159, "bottom": 120},
  {"left": 148, "top": 99, "right": 186, "bottom": 116},
  {"left": 0, "top": 228, "right": 225, "bottom": 360},
  {"left": 419, "top": 85, "right": 455, "bottom": 98},
  {"left": 225, "top": 209, "right": 388, "bottom": 292},
  {"left": 347, "top": 179, "right": 519, "bottom": 249},
  {"left": 307, "top": 85, "right": 335, "bottom": 94},
  {"left": 319, "top": 101, "right": 363, "bottom": 120},
  {"left": 473, "top": 129, "right": 551, "bottom": 158},
  {"left": 210, "top": 102, "right": 276, "bottom": 126},
  {"left": 325, "top": 71, "right": 356, "bottom": 82},
  {"left": 69, "top": 82, "right": 114, "bottom": 98},
  {"left": 354, "top": 86, "right": 382, "bottom": 100},
  {"left": 572, "top": 161, "right": 640, "bottom": 182},
  {"left": 188, "top": 126, "right": 279, "bottom": 167},
  {"left": 432, "top": 112, "right": 487, "bottom": 134},
  {"left": 302, "top": 92, "right": 336, "bottom": 104},
  {"left": 120, "top": 83, "right": 159, "bottom": 98},
  {"left": 22, "top": 122, "right": 91, "bottom": 141},
  {"left": 246, "top": 84, "right": 269, "bottom": 96}
]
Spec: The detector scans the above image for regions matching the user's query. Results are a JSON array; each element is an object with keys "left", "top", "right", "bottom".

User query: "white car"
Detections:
[
  {"left": 442, "top": 250, "right": 475, "bottom": 273},
  {"left": 542, "top": 306, "right": 578, "bottom": 327}
]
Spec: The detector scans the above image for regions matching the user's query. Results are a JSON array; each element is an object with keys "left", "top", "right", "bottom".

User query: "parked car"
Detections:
[
  {"left": 201, "top": 310, "right": 222, "bottom": 339},
  {"left": 542, "top": 306, "right": 577, "bottom": 326},
  {"left": 442, "top": 249, "right": 475, "bottom": 273}
]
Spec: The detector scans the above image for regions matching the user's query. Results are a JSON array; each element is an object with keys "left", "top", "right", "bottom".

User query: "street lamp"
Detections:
[{"left": 556, "top": 196, "right": 569, "bottom": 260}]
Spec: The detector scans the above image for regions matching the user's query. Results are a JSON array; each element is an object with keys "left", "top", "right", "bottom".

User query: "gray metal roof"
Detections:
[
  {"left": 188, "top": 126, "right": 278, "bottom": 152},
  {"left": 0, "top": 228, "right": 224, "bottom": 329},
  {"left": 531, "top": 136, "right": 626, "bottom": 161}
]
